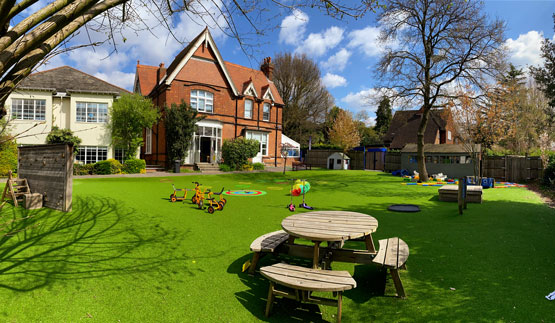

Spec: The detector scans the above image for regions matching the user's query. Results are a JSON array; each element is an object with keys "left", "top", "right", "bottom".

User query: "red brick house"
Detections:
[
  {"left": 134, "top": 28, "right": 284, "bottom": 168},
  {"left": 383, "top": 108, "right": 458, "bottom": 150}
]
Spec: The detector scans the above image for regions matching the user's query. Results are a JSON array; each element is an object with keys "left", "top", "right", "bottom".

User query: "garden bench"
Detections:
[
  {"left": 260, "top": 262, "right": 356, "bottom": 323},
  {"left": 438, "top": 185, "right": 482, "bottom": 203},
  {"left": 372, "top": 237, "right": 410, "bottom": 298},
  {"left": 292, "top": 161, "right": 312, "bottom": 171},
  {"left": 248, "top": 230, "right": 290, "bottom": 275}
]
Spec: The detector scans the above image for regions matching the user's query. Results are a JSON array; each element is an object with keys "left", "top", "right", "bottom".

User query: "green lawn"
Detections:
[{"left": 0, "top": 170, "right": 554, "bottom": 322}]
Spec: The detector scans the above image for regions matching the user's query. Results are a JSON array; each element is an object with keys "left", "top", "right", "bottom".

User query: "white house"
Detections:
[{"left": 5, "top": 66, "right": 130, "bottom": 163}]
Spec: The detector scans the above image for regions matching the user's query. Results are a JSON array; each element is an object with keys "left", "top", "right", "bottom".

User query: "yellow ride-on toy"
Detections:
[
  {"left": 204, "top": 187, "right": 226, "bottom": 214},
  {"left": 170, "top": 184, "right": 193, "bottom": 202},
  {"left": 191, "top": 182, "right": 207, "bottom": 209}
]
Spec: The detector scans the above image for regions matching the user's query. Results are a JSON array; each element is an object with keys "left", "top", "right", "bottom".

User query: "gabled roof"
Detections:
[
  {"left": 224, "top": 61, "right": 284, "bottom": 105},
  {"left": 164, "top": 28, "right": 238, "bottom": 96},
  {"left": 134, "top": 28, "right": 284, "bottom": 105},
  {"left": 134, "top": 64, "right": 158, "bottom": 96},
  {"left": 384, "top": 109, "right": 449, "bottom": 149},
  {"left": 242, "top": 79, "right": 258, "bottom": 97},
  {"left": 18, "top": 66, "right": 129, "bottom": 95}
]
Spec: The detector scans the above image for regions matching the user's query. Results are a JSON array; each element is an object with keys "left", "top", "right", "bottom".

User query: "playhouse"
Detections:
[{"left": 327, "top": 152, "right": 350, "bottom": 170}]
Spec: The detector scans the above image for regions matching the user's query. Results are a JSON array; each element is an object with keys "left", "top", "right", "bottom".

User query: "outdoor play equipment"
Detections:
[
  {"left": 169, "top": 184, "right": 193, "bottom": 202},
  {"left": 288, "top": 179, "right": 313, "bottom": 210},
  {"left": 204, "top": 187, "right": 226, "bottom": 214},
  {"left": 191, "top": 182, "right": 207, "bottom": 209}
]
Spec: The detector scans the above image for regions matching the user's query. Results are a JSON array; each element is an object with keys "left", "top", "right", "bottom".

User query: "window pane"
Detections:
[
  {"left": 76, "top": 102, "right": 86, "bottom": 122},
  {"left": 12, "top": 99, "right": 22, "bottom": 119},
  {"left": 98, "top": 147, "right": 107, "bottom": 161},
  {"left": 23, "top": 99, "right": 33, "bottom": 120},
  {"left": 263, "top": 103, "right": 270, "bottom": 121},
  {"left": 87, "top": 103, "right": 98, "bottom": 122},
  {"left": 98, "top": 103, "right": 108, "bottom": 122},
  {"left": 245, "top": 100, "right": 252, "bottom": 118}
]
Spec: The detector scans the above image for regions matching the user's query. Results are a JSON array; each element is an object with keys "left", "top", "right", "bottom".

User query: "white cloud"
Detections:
[
  {"left": 342, "top": 88, "right": 377, "bottom": 110},
  {"left": 94, "top": 71, "right": 135, "bottom": 90},
  {"left": 321, "top": 49, "right": 351, "bottom": 72},
  {"left": 347, "top": 26, "right": 398, "bottom": 57},
  {"left": 296, "top": 26, "right": 344, "bottom": 57},
  {"left": 279, "top": 9, "right": 309, "bottom": 46},
  {"left": 321, "top": 73, "right": 347, "bottom": 88},
  {"left": 505, "top": 30, "right": 548, "bottom": 68}
]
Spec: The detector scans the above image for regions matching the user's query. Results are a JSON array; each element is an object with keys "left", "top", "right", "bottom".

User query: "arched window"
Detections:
[{"left": 190, "top": 90, "right": 213, "bottom": 113}]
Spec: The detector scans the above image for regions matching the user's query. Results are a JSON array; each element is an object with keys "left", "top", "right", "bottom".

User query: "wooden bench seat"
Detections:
[
  {"left": 438, "top": 185, "right": 482, "bottom": 203},
  {"left": 292, "top": 161, "right": 312, "bottom": 171},
  {"left": 248, "top": 230, "right": 290, "bottom": 275},
  {"left": 260, "top": 263, "right": 356, "bottom": 323},
  {"left": 372, "top": 237, "right": 410, "bottom": 298}
]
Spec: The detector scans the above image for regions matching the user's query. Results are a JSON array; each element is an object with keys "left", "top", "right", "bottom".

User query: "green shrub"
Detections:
[
  {"left": 218, "top": 164, "right": 232, "bottom": 172},
  {"left": 46, "top": 126, "right": 82, "bottom": 153},
  {"left": 252, "top": 162, "right": 265, "bottom": 170},
  {"left": 221, "top": 137, "right": 259, "bottom": 170},
  {"left": 93, "top": 159, "right": 122, "bottom": 175},
  {"left": 542, "top": 159, "right": 555, "bottom": 187},
  {"left": 123, "top": 159, "right": 146, "bottom": 174},
  {"left": 73, "top": 163, "right": 94, "bottom": 175},
  {"left": 0, "top": 139, "right": 18, "bottom": 176}
]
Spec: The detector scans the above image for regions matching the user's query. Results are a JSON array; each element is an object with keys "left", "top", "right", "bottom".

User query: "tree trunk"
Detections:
[{"left": 417, "top": 107, "right": 431, "bottom": 182}]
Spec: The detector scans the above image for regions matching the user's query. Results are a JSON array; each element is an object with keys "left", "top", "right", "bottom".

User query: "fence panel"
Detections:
[
  {"left": 384, "top": 151, "right": 401, "bottom": 172},
  {"left": 482, "top": 155, "right": 542, "bottom": 182}
]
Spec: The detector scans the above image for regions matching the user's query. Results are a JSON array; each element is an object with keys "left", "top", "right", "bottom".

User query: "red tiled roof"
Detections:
[
  {"left": 224, "top": 61, "right": 284, "bottom": 105},
  {"left": 135, "top": 64, "right": 158, "bottom": 96}
]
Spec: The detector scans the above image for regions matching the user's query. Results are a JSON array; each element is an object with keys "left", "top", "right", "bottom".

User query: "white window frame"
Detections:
[
  {"left": 262, "top": 103, "right": 270, "bottom": 121},
  {"left": 11, "top": 98, "right": 46, "bottom": 121},
  {"left": 246, "top": 131, "right": 269, "bottom": 156},
  {"left": 244, "top": 99, "right": 253, "bottom": 119},
  {"left": 114, "top": 148, "right": 127, "bottom": 163},
  {"left": 145, "top": 128, "right": 152, "bottom": 154},
  {"left": 76, "top": 146, "right": 108, "bottom": 164},
  {"left": 448, "top": 130, "right": 452, "bottom": 141},
  {"left": 76, "top": 102, "right": 108, "bottom": 123},
  {"left": 190, "top": 90, "right": 214, "bottom": 113}
]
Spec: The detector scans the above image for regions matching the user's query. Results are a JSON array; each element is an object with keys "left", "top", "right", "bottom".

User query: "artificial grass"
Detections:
[{"left": 0, "top": 170, "right": 553, "bottom": 322}]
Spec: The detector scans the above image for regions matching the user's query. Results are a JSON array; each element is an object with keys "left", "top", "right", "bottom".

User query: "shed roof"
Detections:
[
  {"left": 401, "top": 144, "right": 481, "bottom": 153},
  {"left": 328, "top": 152, "right": 350, "bottom": 159}
]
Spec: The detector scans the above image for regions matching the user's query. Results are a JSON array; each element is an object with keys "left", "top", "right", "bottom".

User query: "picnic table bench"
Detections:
[
  {"left": 248, "top": 230, "right": 290, "bottom": 275},
  {"left": 261, "top": 263, "right": 356, "bottom": 323},
  {"left": 292, "top": 161, "right": 312, "bottom": 171},
  {"left": 372, "top": 237, "right": 410, "bottom": 298}
]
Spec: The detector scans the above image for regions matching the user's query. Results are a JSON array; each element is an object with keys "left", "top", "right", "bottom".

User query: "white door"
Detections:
[{"left": 246, "top": 131, "right": 267, "bottom": 163}]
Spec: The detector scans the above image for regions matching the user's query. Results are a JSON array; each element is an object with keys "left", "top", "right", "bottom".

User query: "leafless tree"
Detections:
[
  {"left": 273, "top": 52, "right": 334, "bottom": 146},
  {"left": 376, "top": 0, "right": 506, "bottom": 180}
]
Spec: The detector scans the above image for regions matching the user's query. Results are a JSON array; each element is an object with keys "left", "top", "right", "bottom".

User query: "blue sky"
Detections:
[{"left": 36, "top": 0, "right": 555, "bottom": 124}]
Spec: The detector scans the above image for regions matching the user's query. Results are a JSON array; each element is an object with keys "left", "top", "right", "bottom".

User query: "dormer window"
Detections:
[
  {"left": 244, "top": 99, "right": 253, "bottom": 119},
  {"left": 263, "top": 103, "right": 270, "bottom": 121},
  {"left": 190, "top": 90, "right": 213, "bottom": 113}
]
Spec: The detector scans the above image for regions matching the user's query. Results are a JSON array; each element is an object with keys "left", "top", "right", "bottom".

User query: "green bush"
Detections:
[
  {"left": 46, "top": 126, "right": 82, "bottom": 153},
  {"left": 93, "top": 159, "right": 122, "bottom": 175},
  {"left": 218, "top": 164, "right": 232, "bottom": 172},
  {"left": 542, "top": 159, "right": 555, "bottom": 187},
  {"left": 123, "top": 159, "right": 146, "bottom": 174},
  {"left": 0, "top": 139, "right": 18, "bottom": 176},
  {"left": 73, "top": 163, "right": 94, "bottom": 175},
  {"left": 252, "top": 162, "right": 265, "bottom": 170},
  {"left": 221, "top": 137, "right": 259, "bottom": 170}
]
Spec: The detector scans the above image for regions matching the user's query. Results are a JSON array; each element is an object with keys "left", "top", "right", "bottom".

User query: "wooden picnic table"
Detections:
[{"left": 281, "top": 211, "right": 378, "bottom": 268}]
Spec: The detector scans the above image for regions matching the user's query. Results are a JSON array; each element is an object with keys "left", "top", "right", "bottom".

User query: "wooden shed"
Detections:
[{"left": 401, "top": 144, "right": 481, "bottom": 179}]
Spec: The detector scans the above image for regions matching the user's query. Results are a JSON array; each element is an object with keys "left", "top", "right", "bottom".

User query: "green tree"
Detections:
[
  {"left": 376, "top": 0, "right": 506, "bottom": 181},
  {"left": 46, "top": 126, "right": 82, "bottom": 153},
  {"left": 165, "top": 101, "right": 204, "bottom": 164},
  {"left": 0, "top": 137, "right": 17, "bottom": 176},
  {"left": 109, "top": 93, "right": 159, "bottom": 160},
  {"left": 375, "top": 97, "right": 392, "bottom": 135}
]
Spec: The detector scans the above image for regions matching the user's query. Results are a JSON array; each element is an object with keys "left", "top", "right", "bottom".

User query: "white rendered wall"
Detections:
[{"left": 5, "top": 90, "right": 53, "bottom": 145}]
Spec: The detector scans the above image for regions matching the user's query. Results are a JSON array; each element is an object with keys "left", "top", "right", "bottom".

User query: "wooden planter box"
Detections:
[
  {"left": 23, "top": 193, "right": 43, "bottom": 210},
  {"left": 438, "top": 185, "right": 482, "bottom": 203}
]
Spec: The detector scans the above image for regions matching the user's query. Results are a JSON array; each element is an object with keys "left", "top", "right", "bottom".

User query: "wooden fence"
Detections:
[
  {"left": 482, "top": 155, "right": 543, "bottom": 182},
  {"left": 384, "top": 151, "right": 401, "bottom": 172},
  {"left": 304, "top": 149, "right": 386, "bottom": 170}
]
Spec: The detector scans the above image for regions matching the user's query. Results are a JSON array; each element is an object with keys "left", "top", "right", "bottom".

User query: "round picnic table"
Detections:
[{"left": 281, "top": 210, "right": 379, "bottom": 268}]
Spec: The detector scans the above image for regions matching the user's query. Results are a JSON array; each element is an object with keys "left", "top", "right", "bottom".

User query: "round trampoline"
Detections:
[{"left": 387, "top": 204, "right": 421, "bottom": 212}]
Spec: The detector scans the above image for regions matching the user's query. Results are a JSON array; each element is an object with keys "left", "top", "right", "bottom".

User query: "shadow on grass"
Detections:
[{"left": 0, "top": 196, "right": 191, "bottom": 292}]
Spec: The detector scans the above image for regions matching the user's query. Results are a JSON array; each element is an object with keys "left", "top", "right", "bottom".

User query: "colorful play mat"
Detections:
[{"left": 224, "top": 190, "right": 267, "bottom": 196}]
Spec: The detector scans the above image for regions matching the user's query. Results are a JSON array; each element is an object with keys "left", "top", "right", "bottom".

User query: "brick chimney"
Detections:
[
  {"left": 260, "top": 57, "right": 274, "bottom": 80},
  {"left": 157, "top": 63, "right": 166, "bottom": 83}
]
